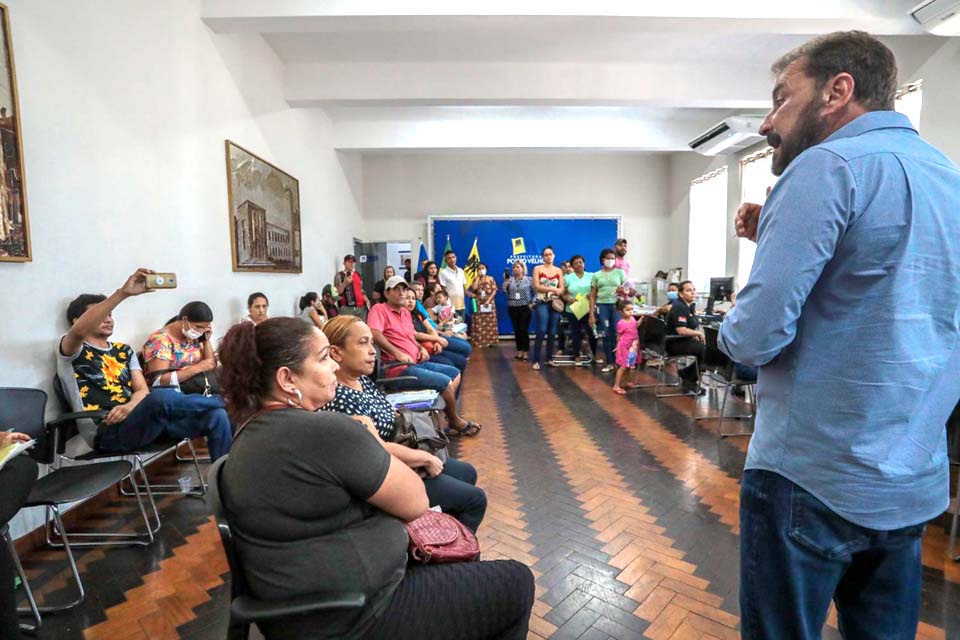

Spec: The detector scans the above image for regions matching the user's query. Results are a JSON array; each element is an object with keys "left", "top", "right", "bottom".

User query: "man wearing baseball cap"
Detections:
[
  {"left": 333, "top": 254, "right": 369, "bottom": 320},
  {"left": 368, "top": 275, "right": 482, "bottom": 437}
]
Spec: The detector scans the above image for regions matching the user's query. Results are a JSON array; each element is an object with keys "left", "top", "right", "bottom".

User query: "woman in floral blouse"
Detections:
[{"left": 142, "top": 301, "right": 217, "bottom": 388}]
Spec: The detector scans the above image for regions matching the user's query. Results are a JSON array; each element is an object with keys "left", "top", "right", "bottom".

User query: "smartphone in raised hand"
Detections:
[{"left": 145, "top": 273, "right": 177, "bottom": 289}]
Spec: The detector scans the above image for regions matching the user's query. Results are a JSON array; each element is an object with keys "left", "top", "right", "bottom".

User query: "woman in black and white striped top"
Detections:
[{"left": 502, "top": 261, "right": 534, "bottom": 360}]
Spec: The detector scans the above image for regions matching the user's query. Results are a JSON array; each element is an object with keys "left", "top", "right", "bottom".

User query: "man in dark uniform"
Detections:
[{"left": 665, "top": 280, "right": 705, "bottom": 394}]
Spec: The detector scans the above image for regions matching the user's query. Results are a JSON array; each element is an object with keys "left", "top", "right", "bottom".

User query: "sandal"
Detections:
[
  {"left": 446, "top": 421, "right": 482, "bottom": 437},
  {"left": 612, "top": 387, "right": 627, "bottom": 395},
  {"left": 623, "top": 383, "right": 638, "bottom": 389}
]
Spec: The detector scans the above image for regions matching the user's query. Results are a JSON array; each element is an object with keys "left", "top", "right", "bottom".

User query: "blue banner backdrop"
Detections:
[{"left": 430, "top": 215, "right": 621, "bottom": 335}]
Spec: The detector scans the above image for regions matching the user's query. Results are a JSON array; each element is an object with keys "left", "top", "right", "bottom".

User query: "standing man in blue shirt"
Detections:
[{"left": 719, "top": 31, "right": 960, "bottom": 639}]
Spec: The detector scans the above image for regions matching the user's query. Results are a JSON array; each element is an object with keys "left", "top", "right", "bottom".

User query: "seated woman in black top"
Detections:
[
  {"left": 217, "top": 317, "right": 532, "bottom": 640},
  {"left": 322, "top": 315, "right": 485, "bottom": 531}
]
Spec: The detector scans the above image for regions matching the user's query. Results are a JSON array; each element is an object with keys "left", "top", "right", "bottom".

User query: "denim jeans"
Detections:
[
  {"left": 423, "top": 457, "right": 487, "bottom": 532},
  {"left": 431, "top": 351, "right": 467, "bottom": 372},
  {"left": 390, "top": 362, "right": 460, "bottom": 392},
  {"left": 96, "top": 388, "right": 232, "bottom": 460},
  {"left": 444, "top": 335, "right": 474, "bottom": 359},
  {"left": 532, "top": 301, "right": 560, "bottom": 365},
  {"left": 740, "top": 469, "right": 924, "bottom": 640},
  {"left": 595, "top": 303, "right": 618, "bottom": 364}
]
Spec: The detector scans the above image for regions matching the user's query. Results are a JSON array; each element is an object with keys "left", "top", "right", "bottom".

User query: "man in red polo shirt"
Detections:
[{"left": 368, "top": 276, "right": 481, "bottom": 437}]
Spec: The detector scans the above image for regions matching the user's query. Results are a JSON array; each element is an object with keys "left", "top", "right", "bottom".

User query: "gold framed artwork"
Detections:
[
  {"left": 225, "top": 140, "right": 302, "bottom": 273},
  {"left": 0, "top": 3, "right": 30, "bottom": 262}
]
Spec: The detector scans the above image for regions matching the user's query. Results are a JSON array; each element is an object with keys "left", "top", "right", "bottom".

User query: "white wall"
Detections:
[
  {"left": 909, "top": 38, "right": 960, "bottom": 165},
  {"left": 1, "top": 0, "right": 362, "bottom": 537},
  {"left": 361, "top": 152, "right": 672, "bottom": 278}
]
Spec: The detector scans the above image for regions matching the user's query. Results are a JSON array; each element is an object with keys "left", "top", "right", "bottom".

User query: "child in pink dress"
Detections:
[{"left": 613, "top": 300, "right": 640, "bottom": 395}]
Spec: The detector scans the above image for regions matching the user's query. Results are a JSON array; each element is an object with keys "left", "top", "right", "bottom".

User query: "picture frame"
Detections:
[
  {"left": 0, "top": 2, "right": 30, "bottom": 263},
  {"left": 225, "top": 140, "right": 302, "bottom": 273}
]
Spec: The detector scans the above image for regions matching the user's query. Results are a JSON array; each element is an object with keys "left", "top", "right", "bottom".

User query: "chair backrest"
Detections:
[
  {"left": 641, "top": 315, "right": 668, "bottom": 349},
  {"left": 702, "top": 326, "right": 734, "bottom": 379},
  {"left": 206, "top": 455, "right": 251, "bottom": 602},
  {"left": 0, "top": 388, "right": 48, "bottom": 463}
]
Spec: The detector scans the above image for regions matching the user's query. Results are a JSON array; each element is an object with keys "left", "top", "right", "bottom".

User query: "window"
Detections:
[
  {"left": 687, "top": 166, "right": 728, "bottom": 293},
  {"left": 895, "top": 80, "right": 923, "bottom": 131},
  {"left": 737, "top": 148, "right": 777, "bottom": 288}
]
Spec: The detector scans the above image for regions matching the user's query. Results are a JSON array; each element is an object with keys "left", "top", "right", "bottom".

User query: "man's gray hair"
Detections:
[{"left": 772, "top": 31, "right": 898, "bottom": 111}]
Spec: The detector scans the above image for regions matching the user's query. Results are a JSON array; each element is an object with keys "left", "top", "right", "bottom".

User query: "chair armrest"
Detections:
[
  {"left": 376, "top": 376, "right": 421, "bottom": 392},
  {"left": 230, "top": 591, "right": 366, "bottom": 624},
  {"left": 381, "top": 361, "right": 409, "bottom": 371},
  {"left": 47, "top": 409, "right": 108, "bottom": 428}
]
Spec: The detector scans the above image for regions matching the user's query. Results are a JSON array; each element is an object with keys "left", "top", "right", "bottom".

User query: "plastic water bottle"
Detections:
[{"left": 627, "top": 344, "right": 638, "bottom": 367}]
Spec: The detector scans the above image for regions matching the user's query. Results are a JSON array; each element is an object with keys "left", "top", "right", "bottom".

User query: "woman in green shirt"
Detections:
[
  {"left": 589, "top": 248, "right": 626, "bottom": 372},
  {"left": 562, "top": 254, "right": 597, "bottom": 365}
]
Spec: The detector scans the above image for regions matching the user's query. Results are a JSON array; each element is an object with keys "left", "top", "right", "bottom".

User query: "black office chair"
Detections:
[
  {"left": 638, "top": 316, "right": 699, "bottom": 398},
  {"left": 52, "top": 374, "right": 207, "bottom": 503},
  {"left": 0, "top": 387, "right": 143, "bottom": 624},
  {"left": 945, "top": 401, "right": 960, "bottom": 560},
  {"left": 206, "top": 456, "right": 366, "bottom": 640},
  {"left": 370, "top": 345, "right": 446, "bottom": 414},
  {"left": 692, "top": 327, "right": 756, "bottom": 437}
]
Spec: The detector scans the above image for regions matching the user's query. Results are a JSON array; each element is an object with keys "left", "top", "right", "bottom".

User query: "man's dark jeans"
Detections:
[{"left": 740, "top": 469, "right": 923, "bottom": 640}]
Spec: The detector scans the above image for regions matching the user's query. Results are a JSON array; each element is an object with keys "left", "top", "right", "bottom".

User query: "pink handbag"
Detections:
[{"left": 404, "top": 510, "right": 480, "bottom": 564}]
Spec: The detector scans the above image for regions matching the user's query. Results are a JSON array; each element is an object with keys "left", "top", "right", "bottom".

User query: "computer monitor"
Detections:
[{"left": 709, "top": 277, "right": 735, "bottom": 302}]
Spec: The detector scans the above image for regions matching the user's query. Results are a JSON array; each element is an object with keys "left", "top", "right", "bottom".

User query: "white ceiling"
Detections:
[{"left": 201, "top": 1, "right": 949, "bottom": 154}]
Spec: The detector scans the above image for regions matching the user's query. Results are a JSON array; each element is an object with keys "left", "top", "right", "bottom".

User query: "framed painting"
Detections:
[
  {"left": 225, "top": 140, "right": 302, "bottom": 273},
  {"left": 0, "top": 3, "right": 30, "bottom": 262}
]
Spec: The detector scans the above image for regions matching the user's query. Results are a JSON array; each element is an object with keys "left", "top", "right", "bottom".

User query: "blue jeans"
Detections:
[
  {"left": 596, "top": 303, "right": 618, "bottom": 364},
  {"left": 391, "top": 362, "right": 460, "bottom": 392},
  {"left": 424, "top": 457, "right": 487, "bottom": 532},
  {"left": 532, "top": 301, "right": 560, "bottom": 365},
  {"left": 432, "top": 351, "right": 467, "bottom": 371},
  {"left": 96, "top": 388, "right": 232, "bottom": 460},
  {"left": 740, "top": 469, "right": 923, "bottom": 640},
  {"left": 444, "top": 335, "right": 473, "bottom": 359}
]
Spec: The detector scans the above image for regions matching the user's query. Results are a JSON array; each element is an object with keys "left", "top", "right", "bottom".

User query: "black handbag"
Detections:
[{"left": 392, "top": 410, "right": 449, "bottom": 462}]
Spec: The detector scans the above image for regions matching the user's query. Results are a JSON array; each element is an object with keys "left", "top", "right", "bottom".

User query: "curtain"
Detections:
[
  {"left": 687, "top": 166, "right": 728, "bottom": 293},
  {"left": 737, "top": 149, "right": 777, "bottom": 288}
]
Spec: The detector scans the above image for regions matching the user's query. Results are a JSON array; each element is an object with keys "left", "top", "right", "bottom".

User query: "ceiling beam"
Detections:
[
  {"left": 285, "top": 62, "right": 773, "bottom": 109},
  {"left": 202, "top": 1, "right": 924, "bottom": 35}
]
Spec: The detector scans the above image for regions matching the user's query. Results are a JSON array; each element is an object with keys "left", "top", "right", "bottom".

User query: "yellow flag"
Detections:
[
  {"left": 512, "top": 237, "right": 526, "bottom": 255},
  {"left": 464, "top": 238, "right": 481, "bottom": 287}
]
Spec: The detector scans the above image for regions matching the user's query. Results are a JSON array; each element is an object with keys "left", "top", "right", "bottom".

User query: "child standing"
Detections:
[{"left": 613, "top": 300, "right": 640, "bottom": 395}]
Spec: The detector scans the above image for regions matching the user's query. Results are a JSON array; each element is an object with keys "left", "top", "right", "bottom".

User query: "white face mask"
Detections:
[
  {"left": 479, "top": 269, "right": 487, "bottom": 276},
  {"left": 183, "top": 322, "right": 204, "bottom": 341},
  {"left": 603, "top": 259, "right": 615, "bottom": 268}
]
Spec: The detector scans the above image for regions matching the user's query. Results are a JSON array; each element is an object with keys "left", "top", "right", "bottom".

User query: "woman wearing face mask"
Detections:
[
  {"left": 589, "top": 248, "right": 627, "bottom": 373},
  {"left": 656, "top": 282, "right": 681, "bottom": 317},
  {"left": 142, "top": 301, "right": 217, "bottom": 388},
  {"left": 469, "top": 262, "right": 499, "bottom": 349}
]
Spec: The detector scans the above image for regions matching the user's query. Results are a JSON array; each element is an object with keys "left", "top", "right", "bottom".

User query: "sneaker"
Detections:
[{"left": 601, "top": 365, "right": 616, "bottom": 373}]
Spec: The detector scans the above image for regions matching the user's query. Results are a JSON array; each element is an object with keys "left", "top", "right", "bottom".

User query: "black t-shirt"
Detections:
[
  {"left": 221, "top": 408, "right": 407, "bottom": 639},
  {"left": 323, "top": 377, "right": 398, "bottom": 440},
  {"left": 665, "top": 298, "right": 700, "bottom": 335}
]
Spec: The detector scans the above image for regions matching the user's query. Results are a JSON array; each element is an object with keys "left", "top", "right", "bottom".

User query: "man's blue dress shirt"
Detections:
[{"left": 719, "top": 111, "right": 960, "bottom": 530}]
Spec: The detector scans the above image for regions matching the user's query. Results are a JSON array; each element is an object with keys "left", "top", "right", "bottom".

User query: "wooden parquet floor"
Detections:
[{"left": 10, "top": 347, "right": 960, "bottom": 639}]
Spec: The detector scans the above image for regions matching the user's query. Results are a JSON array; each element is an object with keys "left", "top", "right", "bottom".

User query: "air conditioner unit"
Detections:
[
  {"left": 688, "top": 116, "right": 765, "bottom": 156},
  {"left": 910, "top": 0, "right": 960, "bottom": 36}
]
